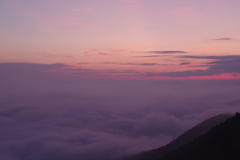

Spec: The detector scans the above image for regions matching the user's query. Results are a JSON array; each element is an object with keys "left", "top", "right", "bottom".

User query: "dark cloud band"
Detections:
[{"left": 211, "top": 38, "right": 233, "bottom": 41}]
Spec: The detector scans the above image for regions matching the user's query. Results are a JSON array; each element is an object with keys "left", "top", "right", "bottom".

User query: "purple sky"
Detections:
[
  {"left": 1, "top": 63, "right": 240, "bottom": 160},
  {"left": 0, "top": 0, "right": 240, "bottom": 160}
]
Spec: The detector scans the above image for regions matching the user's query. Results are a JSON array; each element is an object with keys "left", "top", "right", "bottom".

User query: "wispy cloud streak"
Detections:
[
  {"left": 177, "top": 55, "right": 240, "bottom": 60},
  {"left": 211, "top": 38, "right": 233, "bottom": 41},
  {"left": 143, "top": 51, "right": 188, "bottom": 54}
]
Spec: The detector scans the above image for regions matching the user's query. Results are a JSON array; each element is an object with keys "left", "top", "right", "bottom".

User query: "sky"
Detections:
[
  {"left": 0, "top": 0, "right": 240, "bottom": 160},
  {"left": 1, "top": 0, "right": 240, "bottom": 80}
]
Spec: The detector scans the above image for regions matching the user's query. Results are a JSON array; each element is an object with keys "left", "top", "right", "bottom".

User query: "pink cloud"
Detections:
[
  {"left": 99, "top": 52, "right": 108, "bottom": 56},
  {"left": 84, "top": 52, "right": 91, "bottom": 57},
  {"left": 80, "top": 48, "right": 123, "bottom": 57}
]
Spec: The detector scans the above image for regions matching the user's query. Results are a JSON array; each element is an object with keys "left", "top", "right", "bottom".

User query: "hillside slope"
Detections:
[
  {"left": 159, "top": 112, "right": 240, "bottom": 160},
  {"left": 120, "top": 114, "right": 233, "bottom": 160}
]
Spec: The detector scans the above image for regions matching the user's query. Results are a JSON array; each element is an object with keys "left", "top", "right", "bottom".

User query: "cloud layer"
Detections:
[
  {"left": 0, "top": 63, "right": 240, "bottom": 160},
  {"left": 211, "top": 38, "right": 233, "bottom": 41},
  {"left": 143, "top": 51, "right": 188, "bottom": 54},
  {"left": 158, "top": 55, "right": 240, "bottom": 77}
]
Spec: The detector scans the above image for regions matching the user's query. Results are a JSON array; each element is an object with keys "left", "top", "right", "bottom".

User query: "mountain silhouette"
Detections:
[
  {"left": 119, "top": 113, "right": 233, "bottom": 160},
  {"left": 159, "top": 112, "right": 240, "bottom": 160}
]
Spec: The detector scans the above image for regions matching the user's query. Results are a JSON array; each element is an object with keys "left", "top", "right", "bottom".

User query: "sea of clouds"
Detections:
[{"left": 0, "top": 63, "right": 240, "bottom": 160}]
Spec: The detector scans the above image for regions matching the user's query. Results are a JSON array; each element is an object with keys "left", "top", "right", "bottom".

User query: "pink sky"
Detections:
[{"left": 0, "top": 0, "right": 240, "bottom": 80}]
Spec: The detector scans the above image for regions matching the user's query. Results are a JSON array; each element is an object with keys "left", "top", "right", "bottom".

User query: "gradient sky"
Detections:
[
  {"left": 1, "top": 1, "right": 240, "bottom": 160},
  {"left": 1, "top": 0, "right": 240, "bottom": 80}
]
